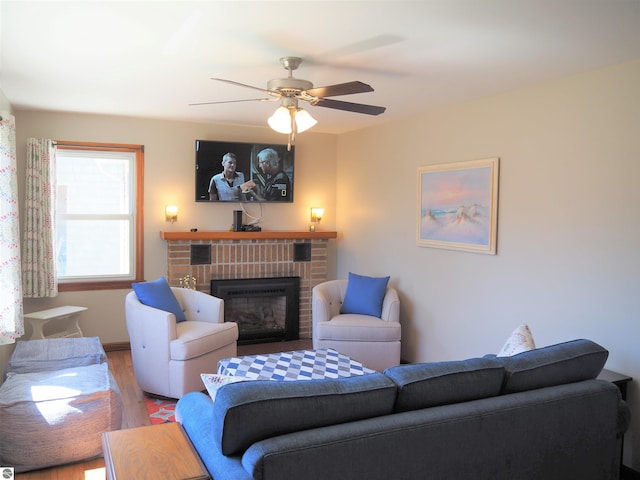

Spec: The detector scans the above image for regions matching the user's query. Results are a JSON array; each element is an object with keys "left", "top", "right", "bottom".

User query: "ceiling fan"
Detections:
[{"left": 190, "top": 56, "right": 386, "bottom": 148}]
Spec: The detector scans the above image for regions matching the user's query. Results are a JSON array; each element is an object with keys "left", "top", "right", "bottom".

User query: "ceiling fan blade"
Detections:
[
  {"left": 211, "top": 78, "right": 280, "bottom": 97},
  {"left": 314, "top": 98, "right": 386, "bottom": 116},
  {"left": 189, "top": 98, "right": 276, "bottom": 106},
  {"left": 305, "top": 81, "right": 374, "bottom": 98}
]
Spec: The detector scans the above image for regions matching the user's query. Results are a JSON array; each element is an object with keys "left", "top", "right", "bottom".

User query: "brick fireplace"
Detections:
[{"left": 160, "top": 230, "right": 337, "bottom": 339}]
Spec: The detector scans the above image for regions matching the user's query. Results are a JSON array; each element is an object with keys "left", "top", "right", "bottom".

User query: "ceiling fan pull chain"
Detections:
[{"left": 288, "top": 108, "right": 296, "bottom": 151}]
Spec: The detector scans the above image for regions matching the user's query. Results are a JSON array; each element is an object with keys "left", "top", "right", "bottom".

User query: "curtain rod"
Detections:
[{"left": 53, "top": 141, "right": 144, "bottom": 152}]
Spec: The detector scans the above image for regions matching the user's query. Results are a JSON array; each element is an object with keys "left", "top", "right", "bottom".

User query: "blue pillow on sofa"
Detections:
[
  {"left": 132, "top": 277, "right": 186, "bottom": 322},
  {"left": 340, "top": 272, "right": 390, "bottom": 317}
]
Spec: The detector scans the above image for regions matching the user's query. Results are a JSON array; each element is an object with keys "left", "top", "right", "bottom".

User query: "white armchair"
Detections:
[
  {"left": 125, "top": 287, "right": 238, "bottom": 399},
  {"left": 312, "top": 279, "right": 401, "bottom": 372}
]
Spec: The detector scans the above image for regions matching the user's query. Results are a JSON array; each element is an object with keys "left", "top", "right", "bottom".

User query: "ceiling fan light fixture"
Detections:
[
  {"left": 267, "top": 105, "right": 317, "bottom": 135},
  {"left": 294, "top": 108, "right": 317, "bottom": 133},
  {"left": 267, "top": 106, "right": 292, "bottom": 134}
]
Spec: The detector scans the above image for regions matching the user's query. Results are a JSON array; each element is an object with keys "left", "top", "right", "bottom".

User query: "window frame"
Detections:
[{"left": 55, "top": 141, "right": 144, "bottom": 291}]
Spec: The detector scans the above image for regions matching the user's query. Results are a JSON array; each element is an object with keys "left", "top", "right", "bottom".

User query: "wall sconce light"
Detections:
[
  {"left": 310, "top": 207, "right": 324, "bottom": 232},
  {"left": 165, "top": 205, "right": 179, "bottom": 224}
]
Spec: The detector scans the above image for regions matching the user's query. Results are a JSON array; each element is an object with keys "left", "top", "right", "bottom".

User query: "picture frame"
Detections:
[{"left": 417, "top": 157, "right": 499, "bottom": 254}]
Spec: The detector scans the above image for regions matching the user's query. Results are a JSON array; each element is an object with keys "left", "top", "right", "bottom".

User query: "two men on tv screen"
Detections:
[{"left": 208, "top": 148, "right": 291, "bottom": 202}]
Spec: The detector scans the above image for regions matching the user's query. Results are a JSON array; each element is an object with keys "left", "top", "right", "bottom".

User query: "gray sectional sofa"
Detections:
[{"left": 176, "top": 339, "right": 630, "bottom": 480}]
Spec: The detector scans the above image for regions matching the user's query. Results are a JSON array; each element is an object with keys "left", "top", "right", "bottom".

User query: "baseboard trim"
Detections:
[
  {"left": 622, "top": 465, "right": 640, "bottom": 479},
  {"left": 103, "top": 342, "right": 130, "bottom": 352}
]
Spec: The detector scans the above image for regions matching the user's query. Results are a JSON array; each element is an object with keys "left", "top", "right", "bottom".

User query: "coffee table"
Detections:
[{"left": 217, "top": 348, "right": 375, "bottom": 381}]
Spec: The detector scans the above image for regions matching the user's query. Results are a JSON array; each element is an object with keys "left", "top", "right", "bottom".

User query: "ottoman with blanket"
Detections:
[{"left": 0, "top": 337, "right": 123, "bottom": 472}]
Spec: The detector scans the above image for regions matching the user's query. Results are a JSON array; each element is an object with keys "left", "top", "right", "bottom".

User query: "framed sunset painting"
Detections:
[{"left": 417, "top": 157, "right": 499, "bottom": 254}]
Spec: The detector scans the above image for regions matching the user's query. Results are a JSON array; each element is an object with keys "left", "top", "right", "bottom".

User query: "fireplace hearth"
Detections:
[{"left": 211, "top": 277, "right": 300, "bottom": 345}]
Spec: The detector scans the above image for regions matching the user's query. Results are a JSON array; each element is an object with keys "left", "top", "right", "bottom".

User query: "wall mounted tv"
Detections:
[{"left": 195, "top": 140, "right": 295, "bottom": 203}]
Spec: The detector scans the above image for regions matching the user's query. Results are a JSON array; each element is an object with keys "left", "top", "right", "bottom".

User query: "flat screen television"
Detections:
[{"left": 195, "top": 140, "right": 295, "bottom": 203}]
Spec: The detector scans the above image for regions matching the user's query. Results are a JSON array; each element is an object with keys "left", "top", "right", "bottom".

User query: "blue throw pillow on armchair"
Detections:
[
  {"left": 340, "top": 272, "right": 390, "bottom": 317},
  {"left": 132, "top": 277, "right": 187, "bottom": 322}
]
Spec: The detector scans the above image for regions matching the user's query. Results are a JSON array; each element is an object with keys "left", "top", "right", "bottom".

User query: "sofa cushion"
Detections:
[
  {"left": 385, "top": 358, "right": 505, "bottom": 412},
  {"left": 170, "top": 321, "right": 238, "bottom": 360},
  {"left": 315, "top": 315, "right": 401, "bottom": 342},
  {"left": 214, "top": 372, "right": 397, "bottom": 456},
  {"left": 7, "top": 337, "right": 107, "bottom": 374},
  {"left": 340, "top": 272, "right": 390, "bottom": 317},
  {"left": 497, "top": 324, "right": 536, "bottom": 357},
  {"left": 132, "top": 276, "right": 186, "bottom": 322},
  {"left": 487, "top": 339, "right": 608, "bottom": 394}
]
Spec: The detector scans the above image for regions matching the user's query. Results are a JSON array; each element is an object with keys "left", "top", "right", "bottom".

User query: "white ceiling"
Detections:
[{"left": 2, "top": 1, "right": 639, "bottom": 134}]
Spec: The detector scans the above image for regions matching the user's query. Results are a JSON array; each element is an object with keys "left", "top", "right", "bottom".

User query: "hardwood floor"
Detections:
[{"left": 16, "top": 339, "right": 312, "bottom": 480}]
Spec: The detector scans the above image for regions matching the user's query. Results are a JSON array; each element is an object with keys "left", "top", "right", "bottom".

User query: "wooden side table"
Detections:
[
  {"left": 597, "top": 368, "right": 633, "bottom": 480},
  {"left": 23, "top": 305, "right": 86, "bottom": 340},
  {"left": 102, "top": 422, "right": 210, "bottom": 480},
  {"left": 598, "top": 368, "right": 632, "bottom": 401}
]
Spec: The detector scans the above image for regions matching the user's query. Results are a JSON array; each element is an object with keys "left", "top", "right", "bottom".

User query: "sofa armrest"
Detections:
[
  {"left": 311, "top": 288, "right": 333, "bottom": 326},
  {"left": 126, "top": 292, "right": 178, "bottom": 343},
  {"left": 176, "top": 392, "right": 253, "bottom": 480},
  {"left": 617, "top": 399, "right": 631, "bottom": 438},
  {"left": 125, "top": 292, "right": 177, "bottom": 393},
  {"left": 380, "top": 287, "right": 400, "bottom": 323},
  {"left": 173, "top": 288, "right": 224, "bottom": 324},
  {"left": 311, "top": 280, "right": 346, "bottom": 332}
]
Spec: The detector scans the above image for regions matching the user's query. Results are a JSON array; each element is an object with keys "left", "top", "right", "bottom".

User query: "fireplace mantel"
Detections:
[{"left": 160, "top": 230, "right": 337, "bottom": 241}]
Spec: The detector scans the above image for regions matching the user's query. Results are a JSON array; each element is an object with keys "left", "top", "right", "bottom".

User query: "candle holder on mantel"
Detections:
[
  {"left": 310, "top": 207, "right": 324, "bottom": 232},
  {"left": 179, "top": 275, "right": 197, "bottom": 290}
]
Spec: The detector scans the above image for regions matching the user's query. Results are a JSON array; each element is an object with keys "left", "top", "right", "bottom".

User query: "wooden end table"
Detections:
[
  {"left": 597, "top": 368, "right": 632, "bottom": 401},
  {"left": 102, "top": 422, "right": 209, "bottom": 480},
  {"left": 597, "top": 368, "right": 633, "bottom": 480}
]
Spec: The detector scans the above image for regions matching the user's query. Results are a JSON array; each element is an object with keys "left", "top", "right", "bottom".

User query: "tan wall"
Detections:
[{"left": 336, "top": 60, "right": 640, "bottom": 469}]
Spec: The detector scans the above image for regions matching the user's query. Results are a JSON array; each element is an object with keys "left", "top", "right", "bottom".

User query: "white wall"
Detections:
[
  {"left": 336, "top": 60, "right": 640, "bottom": 469},
  {"left": 13, "top": 111, "right": 338, "bottom": 343}
]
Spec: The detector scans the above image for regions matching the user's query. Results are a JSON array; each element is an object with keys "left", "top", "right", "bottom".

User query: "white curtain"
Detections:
[
  {"left": 0, "top": 113, "right": 24, "bottom": 343},
  {"left": 22, "top": 138, "right": 58, "bottom": 298}
]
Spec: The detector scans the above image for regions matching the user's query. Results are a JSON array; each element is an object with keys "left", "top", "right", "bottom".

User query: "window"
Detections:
[{"left": 55, "top": 141, "right": 144, "bottom": 291}]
